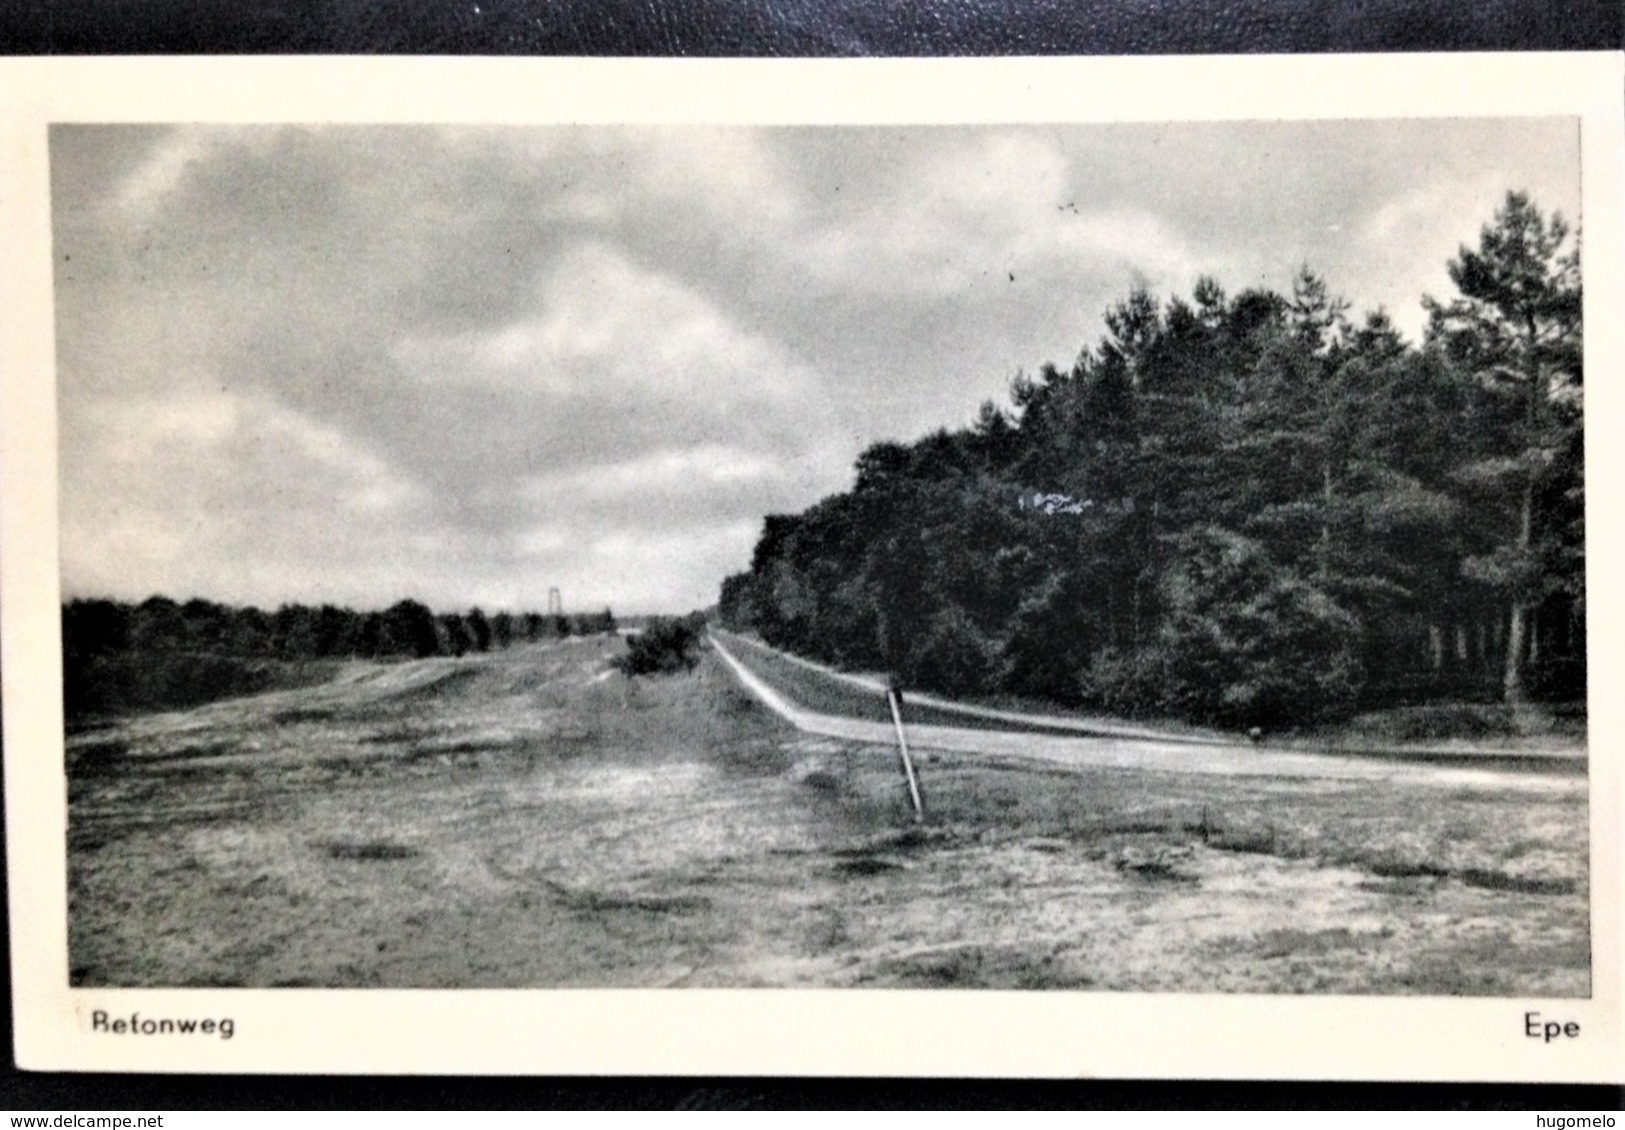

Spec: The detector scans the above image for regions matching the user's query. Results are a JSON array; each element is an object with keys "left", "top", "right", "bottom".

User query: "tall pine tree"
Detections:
[{"left": 1425, "top": 192, "right": 1582, "bottom": 705}]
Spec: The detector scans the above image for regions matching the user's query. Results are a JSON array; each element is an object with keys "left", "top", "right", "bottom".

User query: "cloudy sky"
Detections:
[{"left": 51, "top": 120, "right": 1579, "bottom": 615}]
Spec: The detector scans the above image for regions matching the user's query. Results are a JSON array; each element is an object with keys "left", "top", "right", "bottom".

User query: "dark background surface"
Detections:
[
  {"left": 3, "top": 0, "right": 1623, "bottom": 1111},
  {"left": 0, "top": 0, "right": 1620, "bottom": 55}
]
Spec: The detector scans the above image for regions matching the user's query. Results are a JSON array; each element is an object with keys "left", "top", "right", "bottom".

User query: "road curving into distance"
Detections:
[{"left": 708, "top": 630, "right": 1584, "bottom": 792}]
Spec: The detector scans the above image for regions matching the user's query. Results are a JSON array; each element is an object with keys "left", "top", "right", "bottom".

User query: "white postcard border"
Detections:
[{"left": 3, "top": 53, "right": 1621, "bottom": 1080}]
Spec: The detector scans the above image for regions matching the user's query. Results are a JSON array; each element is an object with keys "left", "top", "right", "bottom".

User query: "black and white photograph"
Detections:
[
  {"left": 4, "top": 54, "right": 1621, "bottom": 1080},
  {"left": 48, "top": 115, "right": 1591, "bottom": 994}
]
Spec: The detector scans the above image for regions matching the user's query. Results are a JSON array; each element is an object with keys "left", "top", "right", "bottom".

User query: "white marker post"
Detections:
[{"left": 887, "top": 685, "right": 925, "bottom": 822}]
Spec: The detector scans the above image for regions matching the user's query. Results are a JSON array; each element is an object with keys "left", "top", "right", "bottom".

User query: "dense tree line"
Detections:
[
  {"left": 721, "top": 194, "right": 1583, "bottom": 727},
  {"left": 62, "top": 595, "right": 616, "bottom": 723}
]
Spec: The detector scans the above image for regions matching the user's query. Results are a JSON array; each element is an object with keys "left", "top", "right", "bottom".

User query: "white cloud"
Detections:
[
  {"left": 1349, "top": 170, "right": 1569, "bottom": 341},
  {"left": 636, "top": 128, "right": 801, "bottom": 233},
  {"left": 571, "top": 518, "right": 763, "bottom": 611},
  {"left": 60, "top": 391, "right": 431, "bottom": 603},
  {"left": 391, "top": 240, "right": 830, "bottom": 426},
  {"left": 52, "top": 121, "right": 1582, "bottom": 613},
  {"left": 1033, "top": 207, "right": 1213, "bottom": 290},
  {"left": 524, "top": 444, "right": 784, "bottom": 501},
  {"left": 1359, "top": 172, "right": 1520, "bottom": 248},
  {"left": 112, "top": 131, "right": 217, "bottom": 222},
  {"left": 796, "top": 133, "right": 1213, "bottom": 299}
]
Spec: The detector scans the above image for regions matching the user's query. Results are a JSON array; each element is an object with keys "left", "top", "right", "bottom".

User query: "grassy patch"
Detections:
[
  {"left": 67, "top": 738, "right": 129, "bottom": 777},
  {"left": 1102, "top": 818, "right": 1177, "bottom": 836},
  {"left": 272, "top": 706, "right": 335, "bottom": 725},
  {"left": 1114, "top": 857, "right": 1199, "bottom": 883},
  {"left": 540, "top": 879, "right": 710, "bottom": 915},
  {"left": 1457, "top": 868, "right": 1576, "bottom": 896},
  {"left": 414, "top": 737, "right": 518, "bottom": 757},
  {"left": 1359, "top": 704, "right": 1520, "bottom": 740},
  {"left": 1366, "top": 858, "right": 1451, "bottom": 880},
  {"left": 859, "top": 943, "right": 1095, "bottom": 989},
  {"left": 799, "top": 769, "right": 842, "bottom": 792},
  {"left": 1255, "top": 926, "right": 1388, "bottom": 960},
  {"left": 1311, "top": 701, "right": 1586, "bottom": 745},
  {"left": 66, "top": 653, "right": 345, "bottom": 728},
  {"left": 384, "top": 665, "right": 484, "bottom": 704},
  {"left": 557, "top": 655, "right": 797, "bottom": 764},
  {"left": 831, "top": 856, "right": 904, "bottom": 877},
  {"left": 318, "top": 840, "right": 420, "bottom": 861},
  {"left": 1207, "top": 827, "right": 1280, "bottom": 855},
  {"left": 873, "top": 825, "right": 960, "bottom": 852},
  {"left": 900, "top": 751, "right": 1586, "bottom": 909},
  {"left": 66, "top": 630, "right": 1590, "bottom": 994}
]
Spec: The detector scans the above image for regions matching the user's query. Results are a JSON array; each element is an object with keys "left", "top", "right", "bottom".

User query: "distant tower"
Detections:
[{"left": 547, "top": 587, "right": 563, "bottom": 615}]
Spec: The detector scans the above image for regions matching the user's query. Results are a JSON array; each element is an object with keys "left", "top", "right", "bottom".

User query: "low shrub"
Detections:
[
  {"left": 64, "top": 650, "right": 349, "bottom": 729},
  {"left": 900, "top": 608, "right": 1000, "bottom": 697},
  {"left": 1080, "top": 527, "right": 1365, "bottom": 728},
  {"left": 613, "top": 613, "right": 707, "bottom": 676},
  {"left": 1354, "top": 703, "right": 1519, "bottom": 741}
]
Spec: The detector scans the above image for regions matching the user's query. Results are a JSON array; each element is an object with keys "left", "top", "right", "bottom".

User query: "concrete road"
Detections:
[{"left": 709, "top": 632, "right": 1582, "bottom": 794}]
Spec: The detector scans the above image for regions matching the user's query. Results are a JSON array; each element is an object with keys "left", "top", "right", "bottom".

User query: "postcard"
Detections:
[{"left": 3, "top": 54, "right": 1621, "bottom": 1078}]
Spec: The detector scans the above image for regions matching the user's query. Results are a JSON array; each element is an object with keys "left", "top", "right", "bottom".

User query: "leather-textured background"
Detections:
[
  {"left": 2, "top": 0, "right": 1622, "bottom": 1112},
  {"left": 2, "top": 0, "right": 1621, "bottom": 54}
]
